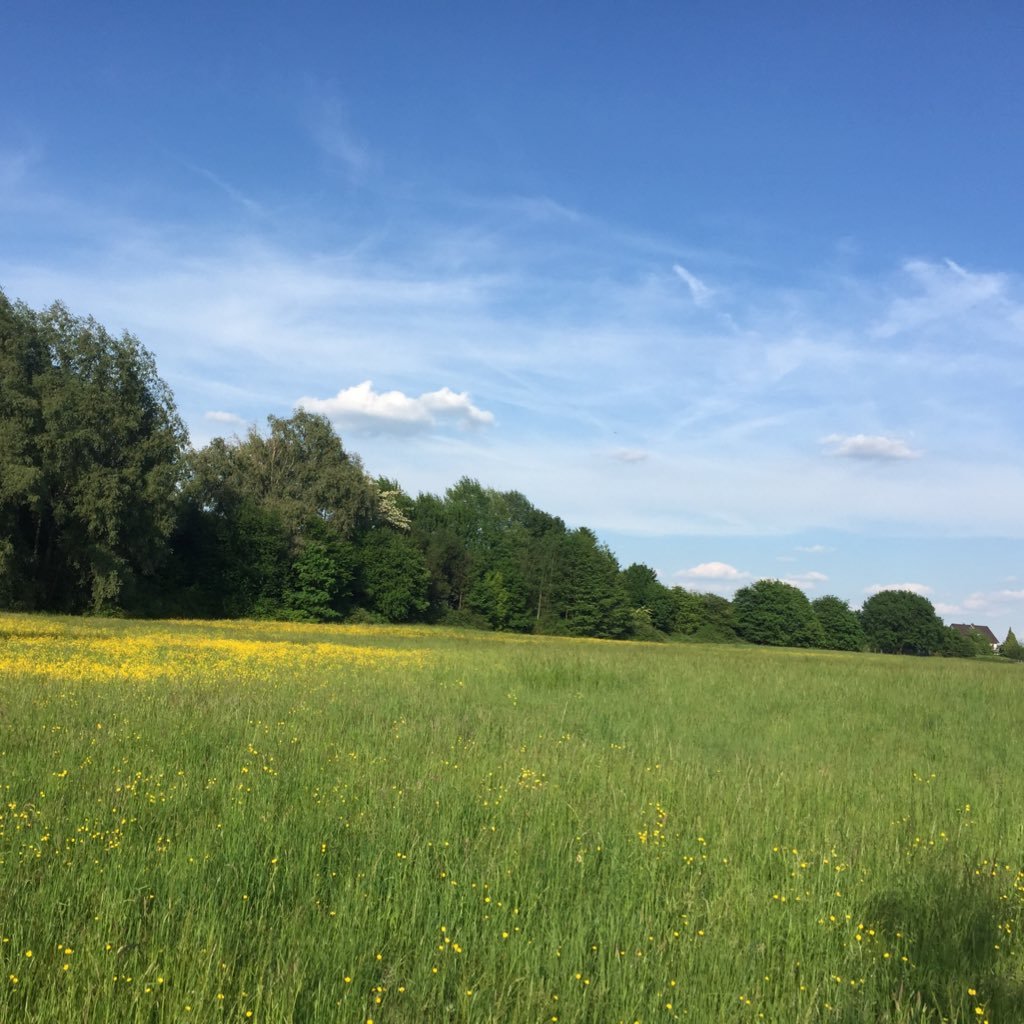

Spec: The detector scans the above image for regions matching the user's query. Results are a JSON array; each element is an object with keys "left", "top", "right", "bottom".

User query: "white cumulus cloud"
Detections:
[
  {"left": 298, "top": 380, "right": 495, "bottom": 433},
  {"left": 783, "top": 571, "right": 829, "bottom": 590},
  {"left": 675, "top": 561, "right": 750, "bottom": 582},
  {"left": 821, "top": 434, "right": 921, "bottom": 460},
  {"left": 205, "top": 410, "right": 248, "bottom": 426},
  {"left": 865, "top": 582, "right": 933, "bottom": 596}
]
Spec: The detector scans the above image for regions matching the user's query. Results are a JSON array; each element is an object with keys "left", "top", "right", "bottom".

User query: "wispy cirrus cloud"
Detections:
[
  {"left": 0, "top": 145, "right": 42, "bottom": 190},
  {"left": 873, "top": 258, "right": 1008, "bottom": 339},
  {"left": 4, "top": 164, "right": 1024, "bottom": 545},
  {"left": 821, "top": 434, "right": 921, "bottom": 460},
  {"left": 306, "top": 91, "right": 370, "bottom": 177},
  {"left": 181, "top": 161, "right": 264, "bottom": 216},
  {"left": 672, "top": 263, "right": 713, "bottom": 306},
  {"left": 298, "top": 380, "right": 494, "bottom": 434}
]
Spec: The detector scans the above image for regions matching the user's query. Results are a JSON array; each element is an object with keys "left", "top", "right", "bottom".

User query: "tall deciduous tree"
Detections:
[
  {"left": 188, "top": 410, "right": 378, "bottom": 543},
  {"left": 0, "top": 292, "right": 187, "bottom": 611},
  {"left": 179, "top": 411, "right": 378, "bottom": 618}
]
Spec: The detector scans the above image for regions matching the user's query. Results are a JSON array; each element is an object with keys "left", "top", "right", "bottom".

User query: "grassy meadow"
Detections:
[{"left": 0, "top": 613, "right": 1022, "bottom": 1023}]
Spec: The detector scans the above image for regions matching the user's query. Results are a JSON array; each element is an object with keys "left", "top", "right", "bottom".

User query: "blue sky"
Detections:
[{"left": 3, "top": 1, "right": 1023, "bottom": 636}]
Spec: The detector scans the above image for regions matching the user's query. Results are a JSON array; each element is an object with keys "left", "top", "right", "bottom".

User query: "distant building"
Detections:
[{"left": 950, "top": 623, "right": 1000, "bottom": 652}]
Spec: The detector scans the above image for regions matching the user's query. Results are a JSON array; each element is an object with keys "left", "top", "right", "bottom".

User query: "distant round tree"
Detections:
[
  {"left": 860, "top": 589, "right": 945, "bottom": 656},
  {"left": 811, "top": 595, "right": 864, "bottom": 651},
  {"left": 1002, "top": 628, "right": 1024, "bottom": 662},
  {"left": 732, "top": 579, "right": 824, "bottom": 648}
]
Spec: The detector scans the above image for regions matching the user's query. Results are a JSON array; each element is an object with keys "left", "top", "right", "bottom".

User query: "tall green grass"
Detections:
[{"left": 0, "top": 615, "right": 1021, "bottom": 1022}]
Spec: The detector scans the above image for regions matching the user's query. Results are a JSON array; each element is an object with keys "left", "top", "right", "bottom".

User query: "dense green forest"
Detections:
[{"left": 1, "top": 290, "right": 1015, "bottom": 658}]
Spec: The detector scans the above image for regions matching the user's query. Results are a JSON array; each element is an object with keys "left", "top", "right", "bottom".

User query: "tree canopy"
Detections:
[
  {"left": 0, "top": 290, "right": 187, "bottom": 611},
  {"left": 811, "top": 595, "right": 864, "bottom": 652},
  {"left": 732, "top": 579, "right": 824, "bottom": 648},
  {"left": 860, "top": 590, "right": 946, "bottom": 656}
]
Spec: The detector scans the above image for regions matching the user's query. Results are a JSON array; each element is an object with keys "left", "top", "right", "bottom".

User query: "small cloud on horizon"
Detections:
[
  {"left": 935, "top": 589, "right": 1024, "bottom": 633},
  {"left": 298, "top": 380, "right": 495, "bottom": 433},
  {"left": 205, "top": 410, "right": 248, "bottom": 427},
  {"left": 675, "top": 561, "right": 750, "bottom": 582},
  {"left": 865, "top": 582, "right": 933, "bottom": 596},
  {"left": 783, "top": 571, "right": 829, "bottom": 590},
  {"left": 609, "top": 447, "right": 649, "bottom": 463},
  {"left": 796, "top": 544, "right": 832, "bottom": 554},
  {"left": 821, "top": 433, "right": 922, "bottom": 460}
]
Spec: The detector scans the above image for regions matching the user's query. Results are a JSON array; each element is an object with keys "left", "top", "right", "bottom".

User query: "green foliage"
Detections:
[
  {"left": 1002, "top": 627, "right": 1024, "bottom": 662},
  {"left": 811, "top": 594, "right": 865, "bottom": 651},
  {"left": 693, "top": 593, "right": 740, "bottom": 642},
  {"left": 555, "top": 528, "right": 632, "bottom": 639},
  {"left": 282, "top": 538, "right": 356, "bottom": 622},
  {"left": 357, "top": 529, "right": 430, "bottom": 622},
  {"left": 187, "top": 410, "right": 377, "bottom": 544},
  {"left": 177, "top": 412, "right": 380, "bottom": 617},
  {"left": 628, "top": 605, "right": 665, "bottom": 642},
  {"left": 411, "top": 479, "right": 569, "bottom": 632},
  {"left": 0, "top": 291, "right": 187, "bottom": 612},
  {"left": 861, "top": 589, "right": 946, "bottom": 656},
  {"left": 468, "top": 569, "right": 523, "bottom": 631},
  {"left": 439, "top": 607, "right": 493, "bottom": 631},
  {"left": 343, "top": 606, "right": 390, "bottom": 626},
  {"left": 941, "top": 626, "right": 977, "bottom": 659},
  {"left": 966, "top": 629, "right": 994, "bottom": 657},
  {"left": 732, "top": 579, "right": 825, "bottom": 648},
  {"left": 670, "top": 589, "right": 739, "bottom": 642},
  {"left": 620, "top": 563, "right": 677, "bottom": 634}
]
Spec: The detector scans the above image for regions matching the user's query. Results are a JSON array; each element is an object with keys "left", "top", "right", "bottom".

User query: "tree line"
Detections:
[{"left": 2, "top": 291, "right": 1019, "bottom": 660}]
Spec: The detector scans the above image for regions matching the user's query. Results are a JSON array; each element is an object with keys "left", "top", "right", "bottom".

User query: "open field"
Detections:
[{"left": 0, "top": 614, "right": 1022, "bottom": 1023}]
